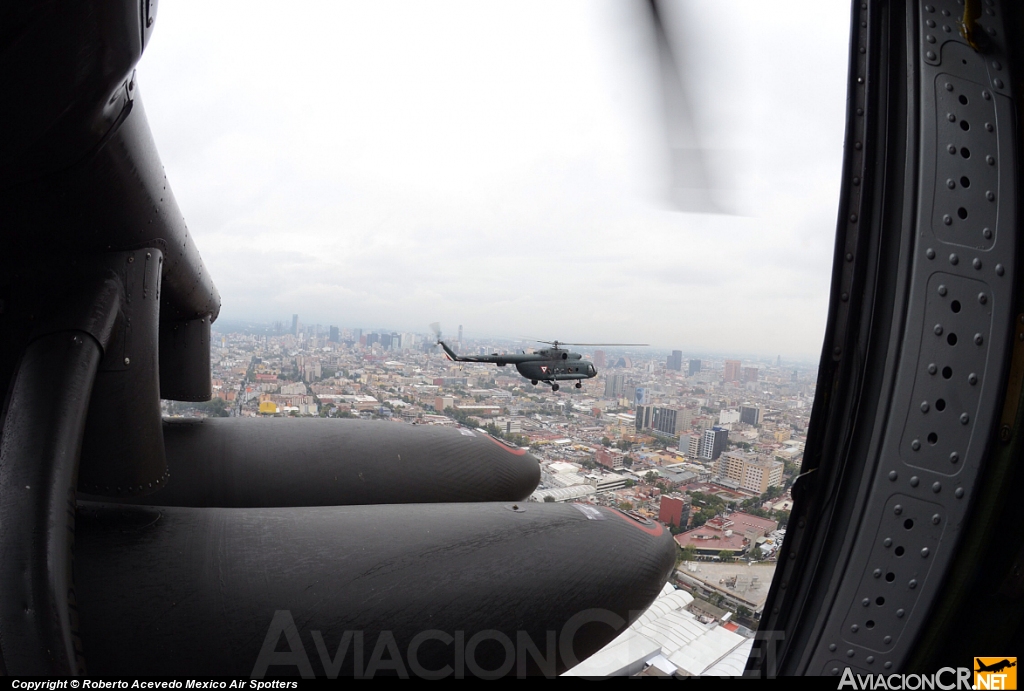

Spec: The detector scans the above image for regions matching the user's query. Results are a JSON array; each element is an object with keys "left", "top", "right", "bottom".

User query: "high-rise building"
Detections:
[
  {"left": 716, "top": 450, "right": 784, "bottom": 494},
  {"left": 724, "top": 360, "right": 741, "bottom": 382},
  {"left": 458, "top": 325, "right": 463, "bottom": 346},
  {"left": 379, "top": 333, "right": 392, "bottom": 349},
  {"left": 680, "top": 433, "right": 701, "bottom": 457},
  {"left": 700, "top": 427, "right": 729, "bottom": 460},
  {"left": 688, "top": 359, "right": 701, "bottom": 376},
  {"left": 743, "top": 367, "right": 759, "bottom": 383},
  {"left": 604, "top": 373, "right": 625, "bottom": 398},
  {"left": 635, "top": 388, "right": 650, "bottom": 406},
  {"left": 658, "top": 495, "right": 690, "bottom": 528},
  {"left": 740, "top": 405, "right": 762, "bottom": 426},
  {"left": 291, "top": 314, "right": 299, "bottom": 336},
  {"left": 329, "top": 326, "right": 339, "bottom": 343},
  {"left": 667, "top": 350, "right": 683, "bottom": 371},
  {"left": 636, "top": 404, "right": 654, "bottom": 432},
  {"left": 593, "top": 350, "right": 606, "bottom": 368}
]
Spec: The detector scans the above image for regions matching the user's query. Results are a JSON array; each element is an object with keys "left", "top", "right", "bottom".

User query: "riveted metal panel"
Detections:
[{"left": 806, "top": 0, "right": 1016, "bottom": 675}]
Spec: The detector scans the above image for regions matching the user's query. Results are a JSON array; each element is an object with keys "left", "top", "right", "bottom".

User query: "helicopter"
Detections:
[{"left": 431, "top": 324, "right": 644, "bottom": 391}]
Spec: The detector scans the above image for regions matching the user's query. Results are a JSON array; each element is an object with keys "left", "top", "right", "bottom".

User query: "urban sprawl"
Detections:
[{"left": 174, "top": 316, "right": 815, "bottom": 671}]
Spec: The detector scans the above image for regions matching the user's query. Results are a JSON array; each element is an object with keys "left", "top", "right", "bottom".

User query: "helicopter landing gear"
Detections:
[
  {"left": 551, "top": 383, "right": 560, "bottom": 392},
  {"left": 575, "top": 381, "right": 582, "bottom": 389},
  {"left": 531, "top": 380, "right": 538, "bottom": 385}
]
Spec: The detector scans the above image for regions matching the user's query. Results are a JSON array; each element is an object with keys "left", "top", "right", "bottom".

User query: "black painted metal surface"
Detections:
[
  {"left": 87, "top": 418, "right": 542, "bottom": 507},
  {"left": 75, "top": 501, "right": 676, "bottom": 677}
]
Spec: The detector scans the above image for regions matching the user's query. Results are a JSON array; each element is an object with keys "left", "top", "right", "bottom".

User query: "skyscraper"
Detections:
[
  {"left": 604, "top": 373, "right": 625, "bottom": 398},
  {"left": 724, "top": 360, "right": 741, "bottom": 382},
  {"left": 700, "top": 427, "right": 729, "bottom": 460},
  {"left": 667, "top": 350, "right": 683, "bottom": 371},
  {"left": 291, "top": 314, "right": 299, "bottom": 336},
  {"left": 593, "top": 350, "right": 606, "bottom": 368},
  {"left": 743, "top": 367, "right": 759, "bottom": 383},
  {"left": 329, "top": 326, "right": 339, "bottom": 343},
  {"left": 740, "top": 405, "right": 762, "bottom": 426},
  {"left": 688, "top": 359, "right": 701, "bottom": 376}
]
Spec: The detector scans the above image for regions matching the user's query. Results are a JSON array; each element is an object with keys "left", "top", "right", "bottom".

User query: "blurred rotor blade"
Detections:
[
  {"left": 647, "top": 0, "right": 737, "bottom": 215},
  {"left": 429, "top": 322, "right": 442, "bottom": 338}
]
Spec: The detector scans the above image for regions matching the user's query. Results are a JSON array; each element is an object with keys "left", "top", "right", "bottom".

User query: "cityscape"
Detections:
[{"left": 168, "top": 313, "right": 816, "bottom": 671}]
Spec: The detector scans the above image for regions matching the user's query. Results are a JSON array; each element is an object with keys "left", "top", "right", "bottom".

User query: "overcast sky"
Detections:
[{"left": 138, "top": 1, "right": 850, "bottom": 358}]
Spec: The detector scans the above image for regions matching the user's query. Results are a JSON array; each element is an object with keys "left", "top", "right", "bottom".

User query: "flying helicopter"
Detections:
[{"left": 431, "top": 324, "right": 645, "bottom": 391}]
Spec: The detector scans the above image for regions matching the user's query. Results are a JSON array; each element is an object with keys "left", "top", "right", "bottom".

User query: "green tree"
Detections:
[
  {"left": 680, "top": 545, "right": 697, "bottom": 562},
  {"left": 618, "top": 501, "right": 634, "bottom": 511},
  {"left": 644, "top": 471, "right": 660, "bottom": 483},
  {"left": 717, "top": 550, "right": 734, "bottom": 563},
  {"left": 543, "top": 496, "right": 556, "bottom": 503},
  {"left": 601, "top": 437, "right": 612, "bottom": 447}
]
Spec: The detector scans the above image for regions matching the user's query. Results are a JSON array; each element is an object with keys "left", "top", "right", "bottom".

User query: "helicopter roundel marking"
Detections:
[
  {"left": 484, "top": 434, "right": 528, "bottom": 455},
  {"left": 540, "top": 366, "right": 548, "bottom": 374},
  {"left": 607, "top": 508, "right": 665, "bottom": 536}
]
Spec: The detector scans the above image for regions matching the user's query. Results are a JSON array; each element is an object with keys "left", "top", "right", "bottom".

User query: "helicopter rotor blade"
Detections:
[
  {"left": 535, "top": 340, "right": 649, "bottom": 347},
  {"left": 429, "top": 322, "right": 442, "bottom": 340}
]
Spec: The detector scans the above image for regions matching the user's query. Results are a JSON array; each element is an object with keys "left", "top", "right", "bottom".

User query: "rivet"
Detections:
[
  {"left": 885, "top": 662, "right": 893, "bottom": 669},
  {"left": 851, "top": 624, "right": 859, "bottom": 633},
  {"left": 968, "top": 373, "right": 978, "bottom": 385},
  {"left": 949, "top": 254, "right": 959, "bottom": 265},
  {"left": 961, "top": 413, "right": 970, "bottom": 424},
  {"left": 974, "top": 334, "right": 983, "bottom": 345},
  {"left": 925, "top": 4, "right": 934, "bottom": 11},
  {"left": 955, "top": 487, "right": 965, "bottom": 498},
  {"left": 846, "top": 252, "right": 854, "bottom": 262},
  {"left": 926, "top": 34, "right": 936, "bottom": 43},
  {"left": 897, "top": 606, "right": 906, "bottom": 616},
  {"left": 934, "top": 324, "right": 944, "bottom": 335},
  {"left": 72, "top": 336, "right": 82, "bottom": 345},
  {"left": 947, "top": 113, "right": 956, "bottom": 123},
  {"left": 833, "top": 668, "right": 841, "bottom": 676},
  {"left": 859, "top": 46, "right": 866, "bottom": 53},
  {"left": 853, "top": 176, "right": 861, "bottom": 185},
  {"left": 834, "top": 346, "right": 843, "bottom": 357},
  {"left": 926, "top": 18, "right": 936, "bottom": 27},
  {"left": 867, "top": 656, "right": 875, "bottom": 665},
  {"left": 945, "top": 82, "right": 953, "bottom": 91},
  {"left": 847, "top": 650, "right": 855, "bottom": 658},
  {"left": 978, "top": 293, "right": 987, "bottom": 305},
  {"left": 799, "top": 519, "right": 806, "bottom": 528},
  {"left": 124, "top": 357, "right": 131, "bottom": 366},
  {"left": 926, "top": 51, "right": 936, "bottom": 60},
  {"left": 994, "top": 78, "right": 1004, "bottom": 89},
  {"left": 943, "top": 215, "right": 953, "bottom": 226},
  {"left": 855, "top": 142, "right": 862, "bottom": 150},
  {"left": 841, "top": 292, "right": 849, "bottom": 302},
  {"left": 850, "top": 213, "right": 858, "bottom": 223},
  {"left": 857, "top": 77, "right": 864, "bottom": 84},
  {"left": 947, "top": 144, "right": 957, "bottom": 154},
  {"left": 943, "top": 23, "right": 951, "bottom": 31},
  {"left": 987, "top": 155, "right": 995, "bottom": 165},
  {"left": 986, "top": 123, "right": 994, "bottom": 132},
  {"left": 938, "top": 285, "right": 947, "bottom": 296},
  {"left": 932, "top": 514, "right": 941, "bottom": 524},
  {"left": 889, "top": 471, "right": 898, "bottom": 481},
  {"left": 950, "top": 452, "right": 959, "bottom": 463},
  {"left": 911, "top": 439, "right": 921, "bottom": 451},
  {"left": 926, "top": 248, "right": 936, "bottom": 259},
  {"left": 921, "top": 402, "right": 930, "bottom": 413},
  {"left": 874, "top": 568, "right": 883, "bottom": 578},
  {"left": 894, "top": 505, "right": 903, "bottom": 515},
  {"left": 983, "top": 91, "right": 991, "bottom": 100},
  {"left": 928, "top": 363, "right": 937, "bottom": 374},
  {"left": 933, "top": 481, "right": 942, "bottom": 493},
  {"left": 995, "top": 264, "right": 1004, "bottom": 276},
  {"left": 128, "top": 256, "right": 135, "bottom": 263},
  {"left": 984, "top": 228, "right": 993, "bottom": 239},
  {"left": 973, "top": 258, "right": 982, "bottom": 270},
  {"left": 830, "top": 643, "right": 837, "bottom": 652},
  {"left": 987, "top": 191, "right": 996, "bottom": 201},
  {"left": 946, "top": 178, "right": 957, "bottom": 189},
  {"left": 910, "top": 476, "right": 919, "bottom": 487},
  {"left": 909, "top": 580, "right": 917, "bottom": 589},
  {"left": 884, "top": 538, "right": 893, "bottom": 547}
]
